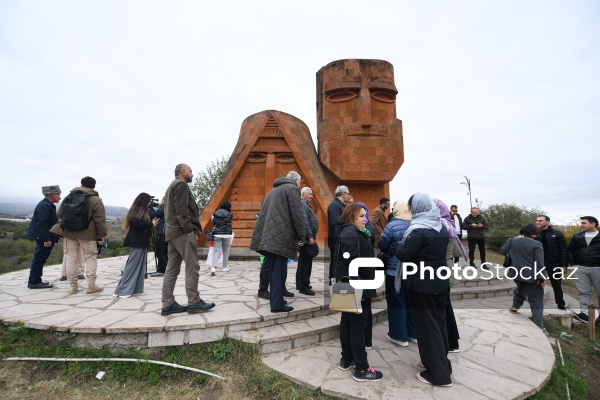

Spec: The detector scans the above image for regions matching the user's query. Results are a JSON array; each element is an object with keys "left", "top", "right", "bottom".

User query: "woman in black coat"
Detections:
[
  {"left": 334, "top": 203, "right": 382, "bottom": 382},
  {"left": 395, "top": 192, "right": 452, "bottom": 387},
  {"left": 113, "top": 193, "right": 158, "bottom": 298}
]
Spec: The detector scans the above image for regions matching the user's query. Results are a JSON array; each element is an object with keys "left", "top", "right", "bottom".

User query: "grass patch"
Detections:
[
  {"left": 529, "top": 318, "right": 588, "bottom": 399},
  {"left": 0, "top": 323, "right": 334, "bottom": 400}
]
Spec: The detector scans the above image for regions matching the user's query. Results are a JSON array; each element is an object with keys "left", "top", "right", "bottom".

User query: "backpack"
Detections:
[{"left": 60, "top": 191, "right": 92, "bottom": 231}]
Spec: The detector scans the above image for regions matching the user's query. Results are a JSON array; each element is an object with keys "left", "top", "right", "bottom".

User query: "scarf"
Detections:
[
  {"left": 392, "top": 200, "right": 411, "bottom": 221},
  {"left": 433, "top": 198, "right": 457, "bottom": 239},
  {"left": 402, "top": 192, "right": 442, "bottom": 242},
  {"left": 358, "top": 227, "right": 372, "bottom": 238}
]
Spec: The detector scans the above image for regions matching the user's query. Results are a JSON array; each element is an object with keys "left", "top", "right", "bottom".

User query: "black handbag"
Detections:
[
  {"left": 206, "top": 230, "right": 214, "bottom": 242},
  {"left": 503, "top": 238, "right": 512, "bottom": 268}
]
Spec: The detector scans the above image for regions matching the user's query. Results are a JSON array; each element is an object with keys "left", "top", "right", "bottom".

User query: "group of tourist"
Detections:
[{"left": 25, "top": 166, "right": 600, "bottom": 387}]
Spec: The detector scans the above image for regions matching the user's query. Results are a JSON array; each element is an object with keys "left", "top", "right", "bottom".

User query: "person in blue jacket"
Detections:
[{"left": 26, "top": 185, "right": 62, "bottom": 289}]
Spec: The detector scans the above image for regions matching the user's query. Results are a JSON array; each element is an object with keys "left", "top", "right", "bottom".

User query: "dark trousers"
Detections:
[
  {"left": 545, "top": 265, "right": 565, "bottom": 308},
  {"left": 28, "top": 239, "right": 54, "bottom": 285},
  {"left": 155, "top": 233, "right": 168, "bottom": 273},
  {"left": 445, "top": 290, "right": 460, "bottom": 350},
  {"left": 265, "top": 252, "right": 287, "bottom": 310},
  {"left": 411, "top": 290, "right": 452, "bottom": 386},
  {"left": 340, "top": 300, "right": 370, "bottom": 371},
  {"left": 296, "top": 245, "right": 314, "bottom": 291},
  {"left": 468, "top": 237, "right": 486, "bottom": 264},
  {"left": 363, "top": 298, "right": 373, "bottom": 347},
  {"left": 259, "top": 257, "right": 269, "bottom": 293}
]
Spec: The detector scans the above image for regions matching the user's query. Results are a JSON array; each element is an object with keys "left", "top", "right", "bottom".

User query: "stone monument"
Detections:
[{"left": 199, "top": 59, "right": 404, "bottom": 248}]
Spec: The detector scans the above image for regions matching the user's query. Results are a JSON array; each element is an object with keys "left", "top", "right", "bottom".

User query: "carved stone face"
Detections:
[{"left": 317, "top": 59, "right": 404, "bottom": 182}]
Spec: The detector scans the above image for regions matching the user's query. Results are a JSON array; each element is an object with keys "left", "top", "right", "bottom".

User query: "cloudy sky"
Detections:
[{"left": 1, "top": 0, "right": 598, "bottom": 224}]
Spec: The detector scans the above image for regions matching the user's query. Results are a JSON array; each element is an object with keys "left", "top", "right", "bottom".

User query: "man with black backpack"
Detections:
[{"left": 51, "top": 176, "right": 107, "bottom": 295}]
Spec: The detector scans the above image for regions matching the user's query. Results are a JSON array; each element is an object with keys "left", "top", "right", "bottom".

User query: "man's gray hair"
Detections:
[
  {"left": 301, "top": 187, "right": 312, "bottom": 195},
  {"left": 334, "top": 185, "right": 349, "bottom": 196},
  {"left": 286, "top": 171, "right": 301, "bottom": 181}
]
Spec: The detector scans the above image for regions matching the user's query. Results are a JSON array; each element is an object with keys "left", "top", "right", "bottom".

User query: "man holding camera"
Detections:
[{"left": 149, "top": 197, "right": 167, "bottom": 277}]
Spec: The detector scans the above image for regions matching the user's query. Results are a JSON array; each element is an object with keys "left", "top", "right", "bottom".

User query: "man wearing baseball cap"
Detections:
[{"left": 26, "top": 185, "right": 61, "bottom": 289}]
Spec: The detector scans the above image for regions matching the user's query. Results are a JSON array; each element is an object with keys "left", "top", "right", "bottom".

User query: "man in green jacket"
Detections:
[
  {"left": 51, "top": 176, "right": 106, "bottom": 295},
  {"left": 161, "top": 164, "right": 215, "bottom": 316}
]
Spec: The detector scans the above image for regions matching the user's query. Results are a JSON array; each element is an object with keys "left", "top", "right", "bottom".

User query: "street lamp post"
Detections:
[{"left": 461, "top": 176, "right": 473, "bottom": 209}]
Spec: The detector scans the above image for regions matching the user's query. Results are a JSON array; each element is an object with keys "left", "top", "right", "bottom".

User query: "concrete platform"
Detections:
[{"left": 0, "top": 256, "right": 560, "bottom": 399}]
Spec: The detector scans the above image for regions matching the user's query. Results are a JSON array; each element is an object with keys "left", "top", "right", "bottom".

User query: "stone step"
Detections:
[
  {"left": 229, "top": 299, "right": 388, "bottom": 354},
  {"left": 229, "top": 278, "right": 518, "bottom": 354},
  {"left": 450, "top": 281, "right": 515, "bottom": 301}
]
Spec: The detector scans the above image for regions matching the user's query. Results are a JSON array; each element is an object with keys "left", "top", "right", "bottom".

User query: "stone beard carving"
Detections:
[{"left": 317, "top": 59, "right": 404, "bottom": 182}]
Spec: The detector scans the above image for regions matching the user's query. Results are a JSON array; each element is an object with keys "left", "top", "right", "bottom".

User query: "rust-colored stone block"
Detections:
[{"left": 199, "top": 59, "right": 404, "bottom": 248}]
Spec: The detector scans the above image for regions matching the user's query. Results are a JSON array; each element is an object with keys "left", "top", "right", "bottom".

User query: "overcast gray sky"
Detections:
[{"left": 1, "top": 0, "right": 598, "bottom": 224}]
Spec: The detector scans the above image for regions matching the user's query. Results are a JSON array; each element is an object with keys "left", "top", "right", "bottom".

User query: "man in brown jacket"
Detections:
[
  {"left": 161, "top": 164, "right": 215, "bottom": 315},
  {"left": 371, "top": 197, "right": 389, "bottom": 249},
  {"left": 50, "top": 176, "right": 106, "bottom": 295}
]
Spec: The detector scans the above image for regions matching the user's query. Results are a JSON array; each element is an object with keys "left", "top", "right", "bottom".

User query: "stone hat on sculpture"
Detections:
[{"left": 42, "top": 185, "right": 61, "bottom": 196}]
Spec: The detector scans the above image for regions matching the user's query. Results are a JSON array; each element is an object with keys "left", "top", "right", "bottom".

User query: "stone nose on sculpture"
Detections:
[{"left": 358, "top": 88, "right": 372, "bottom": 128}]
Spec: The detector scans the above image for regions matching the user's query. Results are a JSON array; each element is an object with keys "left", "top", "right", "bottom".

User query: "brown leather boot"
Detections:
[{"left": 68, "top": 282, "right": 78, "bottom": 295}]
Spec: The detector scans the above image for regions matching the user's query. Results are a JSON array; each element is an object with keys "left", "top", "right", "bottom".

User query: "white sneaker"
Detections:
[
  {"left": 211, "top": 267, "right": 216, "bottom": 276},
  {"left": 119, "top": 294, "right": 132, "bottom": 298},
  {"left": 387, "top": 333, "right": 408, "bottom": 347},
  {"left": 408, "top": 337, "right": 418, "bottom": 344},
  {"left": 222, "top": 267, "right": 230, "bottom": 272}
]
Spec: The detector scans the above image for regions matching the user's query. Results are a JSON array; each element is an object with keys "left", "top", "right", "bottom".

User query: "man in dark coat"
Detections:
[
  {"left": 462, "top": 207, "right": 489, "bottom": 268},
  {"left": 568, "top": 216, "right": 600, "bottom": 325},
  {"left": 149, "top": 197, "right": 167, "bottom": 276},
  {"left": 535, "top": 215, "right": 568, "bottom": 310},
  {"left": 296, "top": 186, "right": 319, "bottom": 295},
  {"left": 26, "top": 185, "right": 61, "bottom": 289},
  {"left": 250, "top": 171, "right": 305, "bottom": 312},
  {"left": 327, "top": 185, "right": 349, "bottom": 280}
]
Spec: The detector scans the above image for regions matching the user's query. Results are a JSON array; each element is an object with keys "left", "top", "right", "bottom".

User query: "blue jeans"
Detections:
[
  {"left": 28, "top": 239, "right": 54, "bottom": 285},
  {"left": 385, "top": 274, "right": 416, "bottom": 342}
]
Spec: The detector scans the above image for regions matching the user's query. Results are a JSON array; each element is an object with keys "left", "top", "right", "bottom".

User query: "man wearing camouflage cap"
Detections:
[{"left": 26, "top": 185, "right": 62, "bottom": 289}]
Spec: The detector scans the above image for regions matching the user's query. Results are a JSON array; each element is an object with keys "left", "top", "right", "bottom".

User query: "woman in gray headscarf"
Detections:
[{"left": 395, "top": 193, "right": 452, "bottom": 387}]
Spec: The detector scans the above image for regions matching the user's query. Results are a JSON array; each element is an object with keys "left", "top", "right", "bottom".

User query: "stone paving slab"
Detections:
[{"left": 262, "top": 305, "right": 556, "bottom": 400}]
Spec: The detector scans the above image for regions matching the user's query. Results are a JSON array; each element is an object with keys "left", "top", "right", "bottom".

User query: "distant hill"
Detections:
[{"left": 0, "top": 200, "right": 127, "bottom": 218}]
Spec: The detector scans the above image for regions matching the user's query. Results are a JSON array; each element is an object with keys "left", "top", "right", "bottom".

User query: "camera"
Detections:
[{"left": 149, "top": 197, "right": 159, "bottom": 209}]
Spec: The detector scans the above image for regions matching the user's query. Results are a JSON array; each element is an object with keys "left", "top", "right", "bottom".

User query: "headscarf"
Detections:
[
  {"left": 392, "top": 200, "right": 411, "bottom": 221},
  {"left": 356, "top": 202, "right": 370, "bottom": 223},
  {"left": 434, "top": 197, "right": 467, "bottom": 260},
  {"left": 402, "top": 192, "right": 442, "bottom": 241},
  {"left": 433, "top": 198, "right": 457, "bottom": 239}
]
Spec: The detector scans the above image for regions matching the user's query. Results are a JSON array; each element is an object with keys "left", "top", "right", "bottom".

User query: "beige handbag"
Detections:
[{"left": 329, "top": 279, "right": 363, "bottom": 314}]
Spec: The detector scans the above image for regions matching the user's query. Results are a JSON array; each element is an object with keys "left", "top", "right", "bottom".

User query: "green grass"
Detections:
[
  {"left": 528, "top": 318, "right": 588, "bottom": 399},
  {"left": 0, "top": 322, "right": 334, "bottom": 400}
]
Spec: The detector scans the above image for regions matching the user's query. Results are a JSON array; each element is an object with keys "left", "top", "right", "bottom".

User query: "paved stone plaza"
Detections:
[{"left": 0, "top": 255, "right": 559, "bottom": 399}]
